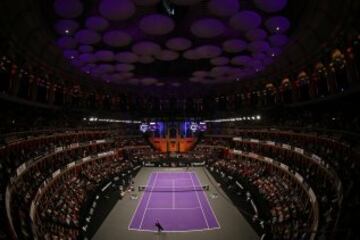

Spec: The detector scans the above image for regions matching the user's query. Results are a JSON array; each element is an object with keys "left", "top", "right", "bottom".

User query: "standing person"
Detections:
[{"left": 155, "top": 220, "right": 164, "bottom": 233}]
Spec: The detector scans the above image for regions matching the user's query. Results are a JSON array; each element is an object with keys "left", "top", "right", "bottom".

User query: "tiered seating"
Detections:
[
  {"left": 201, "top": 127, "right": 359, "bottom": 239},
  {"left": 0, "top": 130, "right": 113, "bottom": 238},
  {"left": 35, "top": 154, "right": 132, "bottom": 239},
  {"left": 212, "top": 154, "right": 314, "bottom": 240}
]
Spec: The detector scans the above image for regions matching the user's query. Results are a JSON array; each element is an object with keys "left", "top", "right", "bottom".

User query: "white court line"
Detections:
[
  {"left": 193, "top": 172, "right": 222, "bottom": 229},
  {"left": 128, "top": 172, "right": 156, "bottom": 230},
  {"left": 139, "top": 172, "right": 158, "bottom": 229},
  {"left": 189, "top": 172, "right": 209, "bottom": 229},
  {"left": 147, "top": 207, "right": 202, "bottom": 210},
  {"left": 172, "top": 179, "right": 175, "bottom": 209}
]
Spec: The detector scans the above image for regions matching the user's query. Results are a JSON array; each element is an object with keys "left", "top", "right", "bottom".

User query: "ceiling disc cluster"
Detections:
[{"left": 53, "top": 0, "right": 290, "bottom": 87}]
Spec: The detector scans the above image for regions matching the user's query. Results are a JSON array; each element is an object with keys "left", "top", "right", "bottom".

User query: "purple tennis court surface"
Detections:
[{"left": 129, "top": 171, "right": 220, "bottom": 232}]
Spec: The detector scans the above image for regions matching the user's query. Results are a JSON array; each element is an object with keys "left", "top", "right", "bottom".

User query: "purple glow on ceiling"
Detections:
[
  {"left": 132, "top": 41, "right": 161, "bottom": 55},
  {"left": 79, "top": 45, "right": 94, "bottom": 53},
  {"left": 52, "top": 0, "right": 291, "bottom": 86},
  {"left": 191, "top": 18, "right": 225, "bottom": 38},
  {"left": 196, "top": 45, "right": 222, "bottom": 58},
  {"left": 223, "top": 39, "right": 247, "bottom": 53},
  {"left": 265, "top": 16, "right": 290, "bottom": 33},
  {"left": 269, "top": 34, "right": 289, "bottom": 47},
  {"left": 211, "top": 57, "right": 230, "bottom": 66},
  {"left": 140, "top": 14, "right": 175, "bottom": 35},
  {"left": 103, "top": 30, "right": 132, "bottom": 47},
  {"left": 166, "top": 37, "right": 192, "bottom": 51},
  {"left": 246, "top": 28, "right": 267, "bottom": 41},
  {"left": 57, "top": 36, "right": 77, "bottom": 49},
  {"left": 54, "top": 20, "right": 79, "bottom": 35},
  {"left": 155, "top": 50, "right": 180, "bottom": 61},
  {"left": 75, "top": 30, "right": 101, "bottom": 45},
  {"left": 99, "top": 0, "right": 135, "bottom": 21},
  {"left": 230, "top": 11, "right": 262, "bottom": 32},
  {"left": 115, "top": 52, "right": 138, "bottom": 63},
  {"left": 85, "top": 16, "right": 109, "bottom": 32},
  {"left": 208, "top": 0, "right": 240, "bottom": 17}
]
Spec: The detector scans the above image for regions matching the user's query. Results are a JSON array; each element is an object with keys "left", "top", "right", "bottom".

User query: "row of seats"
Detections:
[
  {"left": 211, "top": 154, "right": 313, "bottom": 240},
  {"left": 199, "top": 127, "right": 359, "bottom": 239},
  {"left": 35, "top": 154, "right": 134, "bottom": 239},
  {"left": 0, "top": 128, "right": 146, "bottom": 239}
]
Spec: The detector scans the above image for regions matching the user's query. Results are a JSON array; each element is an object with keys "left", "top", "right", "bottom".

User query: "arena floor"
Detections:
[{"left": 93, "top": 167, "right": 259, "bottom": 240}]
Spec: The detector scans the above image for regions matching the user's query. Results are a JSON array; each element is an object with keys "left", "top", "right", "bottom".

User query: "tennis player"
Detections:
[{"left": 155, "top": 220, "right": 164, "bottom": 233}]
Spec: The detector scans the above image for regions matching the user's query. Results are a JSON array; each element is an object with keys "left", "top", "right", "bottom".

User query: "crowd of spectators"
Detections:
[
  {"left": 0, "top": 127, "right": 146, "bottom": 239},
  {"left": 212, "top": 155, "right": 313, "bottom": 240},
  {"left": 203, "top": 125, "right": 360, "bottom": 239},
  {"left": 36, "top": 154, "right": 133, "bottom": 239}
]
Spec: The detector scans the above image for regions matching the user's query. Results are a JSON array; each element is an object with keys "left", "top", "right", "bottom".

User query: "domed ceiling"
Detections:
[{"left": 52, "top": 0, "right": 291, "bottom": 88}]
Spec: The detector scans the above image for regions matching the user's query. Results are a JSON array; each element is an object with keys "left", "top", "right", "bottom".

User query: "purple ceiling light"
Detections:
[
  {"left": 191, "top": 18, "right": 225, "bottom": 38},
  {"left": 166, "top": 37, "right": 192, "bottom": 51},
  {"left": 269, "top": 34, "right": 289, "bottom": 47},
  {"left": 210, "top": 66, "right": 231, "bottom": 77},
  {"left": 115, "top": 64, "right": 135, "bottom": 72},
  {"left": 231, "top": 55, "right": 252, "bottom": 66},
  {"left": 196, "top": 45, "right": 222, "bottom": 58},
  {"left": 99, "top": 0, "right": 135, "bottom": 21},
  {"left": 54, "top": 0, "right": 83, "bottom": 18},
  {"left": 211, "top": 57, "right": 230, "bottom": 66},
  {"left": 85, "top": 16, "right": 109, "bottom": 32},
  {"left": 57, "top": 36, "right": 77, "bottom": 49},
  {"left": 94, "top": 50, "right": 115, "bottom": 62},
  {"left": 230, "top": 11, "right": 262, "bottom": 32},
  {"left": 79, "top": 45, "right": 94, "bottom": 53},
  {"left": 248, "top": 41, "right": 271, "bottom": 53},
  {"left": 79, "top": 53, "right": 97, "bottom": 63},
  {"left": 253, "top": 0, "right": 287, "bottom": 13},
  {"left": 246, "top": 28, "right": 267, "bottom": 41},
  {"left": 223, "top": 39, "right": 247, "bottom": 53},
  {"left": 75, "top": 30, "right": 101, "bottom": 45},
  {"left": 132, "top": 41, "right": 161, "bottom": 55},
  {"left": 63, "top": 50, "right": 79, "bottom": 60},
  {"left": 55, "top": 20, "right": 79, "bottom": 35},
  {"left": 155, "top": 50, "right": 179, "bottom": 61},
  {"left": 265, "top": 16, "right": 290, "bottom": 33},
  {"left": 103, "top": 30, "right": 132, "bottom": 47},
  {"left": 98, "top": 64, "right": 115, "bottom": 73},
  {"left": 139, "top": 14, "right": 175, "bottom": 35},
  {"left": 208, "top": 0, "right": 240, "bottom": 17},
  {"left": 267, "top": 48, "right": 282, "bottom": 57},
  {"left": 115, "top": 52, "right": 138, "bottom": 63}
]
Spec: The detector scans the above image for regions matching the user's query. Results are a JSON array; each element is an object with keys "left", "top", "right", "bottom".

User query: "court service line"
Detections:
[
  {"left": 172, "top": 179, "right": 175, "bottom": 209},
  {"left": 128, "top": 172, "right": 156, "bottom": 230},
  {"left": 139, "top": 172, "right": 158, "bottom": 229},
  {"left": 147, "top": 207, "right": 202, "bottom": 210},
  {"left": 189, "top": 172, "right": 209, "bottom": 229},
  {"left": 193, "top": 172, "right": 222, "bottom": 229}
]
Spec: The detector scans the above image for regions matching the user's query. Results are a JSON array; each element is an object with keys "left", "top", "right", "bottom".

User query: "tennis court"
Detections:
[{"left": 128, "top": 171, "right": 220, "bottom": 232}]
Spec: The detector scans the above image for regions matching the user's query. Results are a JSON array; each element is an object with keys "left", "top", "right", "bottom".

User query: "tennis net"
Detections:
[{"left": 138, "top": 185, "right": 209, "bottom": 192}]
